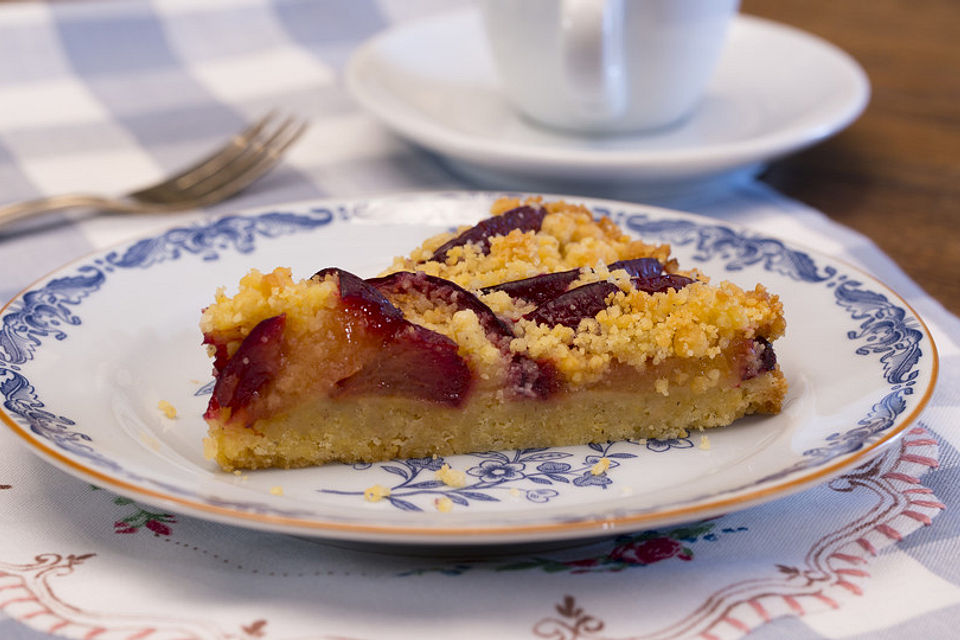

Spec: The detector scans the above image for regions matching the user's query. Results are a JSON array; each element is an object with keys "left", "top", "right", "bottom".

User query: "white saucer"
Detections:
[{"left": 346, "top": 10, "right": 869, "bottom": 195}]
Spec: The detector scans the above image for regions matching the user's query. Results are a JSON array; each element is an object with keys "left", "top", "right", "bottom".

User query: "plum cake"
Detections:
[{"left": 200, "top": 198, "right": 787, "bottom": 471}]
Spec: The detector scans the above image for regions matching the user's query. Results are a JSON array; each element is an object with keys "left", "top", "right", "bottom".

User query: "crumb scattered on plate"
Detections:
[
  {"left": 590, "top": 457, "right": 611, "bottom": 475},
  {"left": 434, "top": 463, "right": 466, "bottom": 488},
  {"left": 157, "top": 400, "right": 177, "bottom": 419},
  {"left": 364, "top": 484, "right": 391, "bottom": 503},
  {"left": 435, "top": 496, "right": 453, "bottom": 513}
]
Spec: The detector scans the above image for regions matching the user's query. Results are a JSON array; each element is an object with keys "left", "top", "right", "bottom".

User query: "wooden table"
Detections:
[{"left": 743, "top": 0, "right": 960, "bottom": 315}]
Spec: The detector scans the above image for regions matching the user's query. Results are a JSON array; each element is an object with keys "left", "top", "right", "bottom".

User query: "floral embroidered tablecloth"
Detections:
[
  {"left": 2, "top": 1, "right": 959, "bottom": 638},
  {"left": 1, "top": 423, "right": 955, "bottom": 639}
]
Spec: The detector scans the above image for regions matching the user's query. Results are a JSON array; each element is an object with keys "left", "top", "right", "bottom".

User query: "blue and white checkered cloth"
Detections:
[{"left": 1, "top": 2, "right": 959, "bottom": 638}]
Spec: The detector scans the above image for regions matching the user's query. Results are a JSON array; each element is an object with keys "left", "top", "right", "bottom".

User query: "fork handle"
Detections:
[{"left": 0, "top": 194, "right": 130, "bottom": 230}]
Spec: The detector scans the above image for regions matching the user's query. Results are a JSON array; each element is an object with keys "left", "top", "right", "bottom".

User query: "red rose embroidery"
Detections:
[
  {"left": 562, "top": 557, "right": 601, "bottom": 573},
  {"left": 114, "top": 520, "right": 138, "bottom": 534},
  {"left": 566, "top": 557, "right": 600, "bottom": 567},
  {"left": 145, "top": 519, "right": 173, "bottom": 536},
  {"left": 610, "top": 537, "right": 685, "bottom": 565}
]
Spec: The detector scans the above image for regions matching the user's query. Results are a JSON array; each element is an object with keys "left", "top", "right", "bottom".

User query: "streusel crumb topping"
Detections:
[
  {"left": 201, "top": 198, "right": 784, "bottom": 390},
  {"left": 382, "top": 197, "right": 784, "bottom": 387},
  {"left": 510, "top": 281, "right": 784, "bottom": 386},
  {"left": 383, "top": 198, "right": 675, "bottom": 290}
]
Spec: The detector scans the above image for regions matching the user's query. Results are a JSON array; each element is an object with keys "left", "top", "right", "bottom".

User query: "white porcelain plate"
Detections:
[
  {"left": 1, "top": 193, "right": 936, "bottom": 546},
  {"left": 346, "top": 11, "right": 870, "bottom": 192}
]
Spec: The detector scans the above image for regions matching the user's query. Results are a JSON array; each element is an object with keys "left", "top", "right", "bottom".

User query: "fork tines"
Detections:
[{"left": 130, "top": 111, "right": 308, "bottom": 206}]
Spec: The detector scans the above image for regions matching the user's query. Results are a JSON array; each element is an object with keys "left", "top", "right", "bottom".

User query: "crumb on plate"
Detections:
[
  {"left": 157, "top": 400, "right": 177, "bottom": 419},
  {"left": 364, "top": 484, "right": 391, "bottom": 503},
  {"left": 435, "top": 463, "right": 466, "bottom": 488},
  {"left": 590, "top": 457, "right": 611, "bottom": 475}
]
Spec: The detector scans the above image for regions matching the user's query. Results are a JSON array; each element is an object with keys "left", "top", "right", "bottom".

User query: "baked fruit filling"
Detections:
[{"left": 200, "top": 198, "right": 787, "bottom": 471}]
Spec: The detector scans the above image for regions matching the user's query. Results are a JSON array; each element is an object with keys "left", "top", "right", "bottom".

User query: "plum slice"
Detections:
[
  {"left": 632, "top": 274, "right": 696, "bottom": 295},
  {"left": 335, "top": 323, "right": 471, "bottom": 405},
  {"left": 202, "top": 333, "right": 231, "bottom": 374},
  {"left": 313, "top": 267, "right": 404, "bottom": 336},
  {"left": 525, "top": 282, "right": 620, "bottom": 329},
  {"left": 368, "top": 270, "right": 561, "bottom": 399},
  {"left": 428, "top": 204, "right": 546, "bottom": 263},
  {"left": 367, "top": 271, "right": 513, "bottom": 343},
  {"left": 758, "top": 337, "right": 777, "bottom": 372},
  {"left": 313, "top": 267, "right": 473, "bottom": 406},
  {"left": 742, "top": 337, "right": 778, "bottom": 380},
  {"left": 481, "top": 258, "right": 664, "bottom": 305},
  {"left": 608, "top": 258, "right": 664, "bottom": 279},
  {"left": 481, "top": 269, "right": 580, "bottom": 306},
  {"left": 525, "top": 273, "right": 695, "bottom": 328},
  {"left": 208, "top": 313, "right": 286, "bottom": 418},
  {"left": 507, "top": 354, "right": 562, "bottom": 399}
]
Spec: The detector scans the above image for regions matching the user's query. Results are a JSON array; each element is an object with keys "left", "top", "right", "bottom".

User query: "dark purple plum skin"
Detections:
[
  {"left": 524, "top": 282, "right": 620, "bottom": 329},
  {"left": 313, "top": 267, "right": 404, "bottom": 335},
  {"left": 367, "top": 271, "right": 513, "bottom": 342},
  {"left": 481, "top": 257, "right": 664, "bottom": 305},
  {"left": 524, "top": 274, "right": 695, "bottom": 328},
  {"left": 428, "top": 205, "right": 547, "bottom": 263},
  {"left": 368, "top": 270, "right": 560, "bottom": 399},
  {"left": 758, "top": 337, "right": 777, "bottom": 372},
  {"left": 633, "top": 274, "right": 696, "bottom": 295},
  {"left": 482, "top": 269, "right": 579, "bottom": 306},
  {"left": 209, "top": 313, "right": 286, "bottom": 417},
  {"left": 742, "top": 337, "right": 778, "bottom": 380}
]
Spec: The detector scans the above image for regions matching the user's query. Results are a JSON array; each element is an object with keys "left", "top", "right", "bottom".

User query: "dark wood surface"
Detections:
[{"left": 743, "top": 0, "right": 960, "bottom": 315}]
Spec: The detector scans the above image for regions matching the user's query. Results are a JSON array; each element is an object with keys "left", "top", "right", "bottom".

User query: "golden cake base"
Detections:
[{"left": 205, "top": 369, "right": 785, "bottom": 471}]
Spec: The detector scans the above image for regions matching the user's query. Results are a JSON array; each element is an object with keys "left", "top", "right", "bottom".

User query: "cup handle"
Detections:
[{"left": 560, "top": 0, "right": 626, "bottom": 119}]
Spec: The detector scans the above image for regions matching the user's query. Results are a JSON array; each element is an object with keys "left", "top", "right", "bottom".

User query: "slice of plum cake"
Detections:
[{"left": 200, "top": 198, "right": 786, "bottom": 471}]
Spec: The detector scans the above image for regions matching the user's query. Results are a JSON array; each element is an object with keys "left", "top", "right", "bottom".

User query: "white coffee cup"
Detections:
[{"left": 481, "top": 0, "right": 740, "bottom": 134}]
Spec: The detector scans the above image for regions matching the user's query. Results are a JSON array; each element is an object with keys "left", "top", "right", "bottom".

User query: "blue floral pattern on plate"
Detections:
[{"left": 323, "top": 442, "right": 648, "bottom": 510}]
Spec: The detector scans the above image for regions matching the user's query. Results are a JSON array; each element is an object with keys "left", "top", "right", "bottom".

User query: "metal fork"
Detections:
[{"left": 0, "top": 112, "right": 308, "bottom": 231}]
